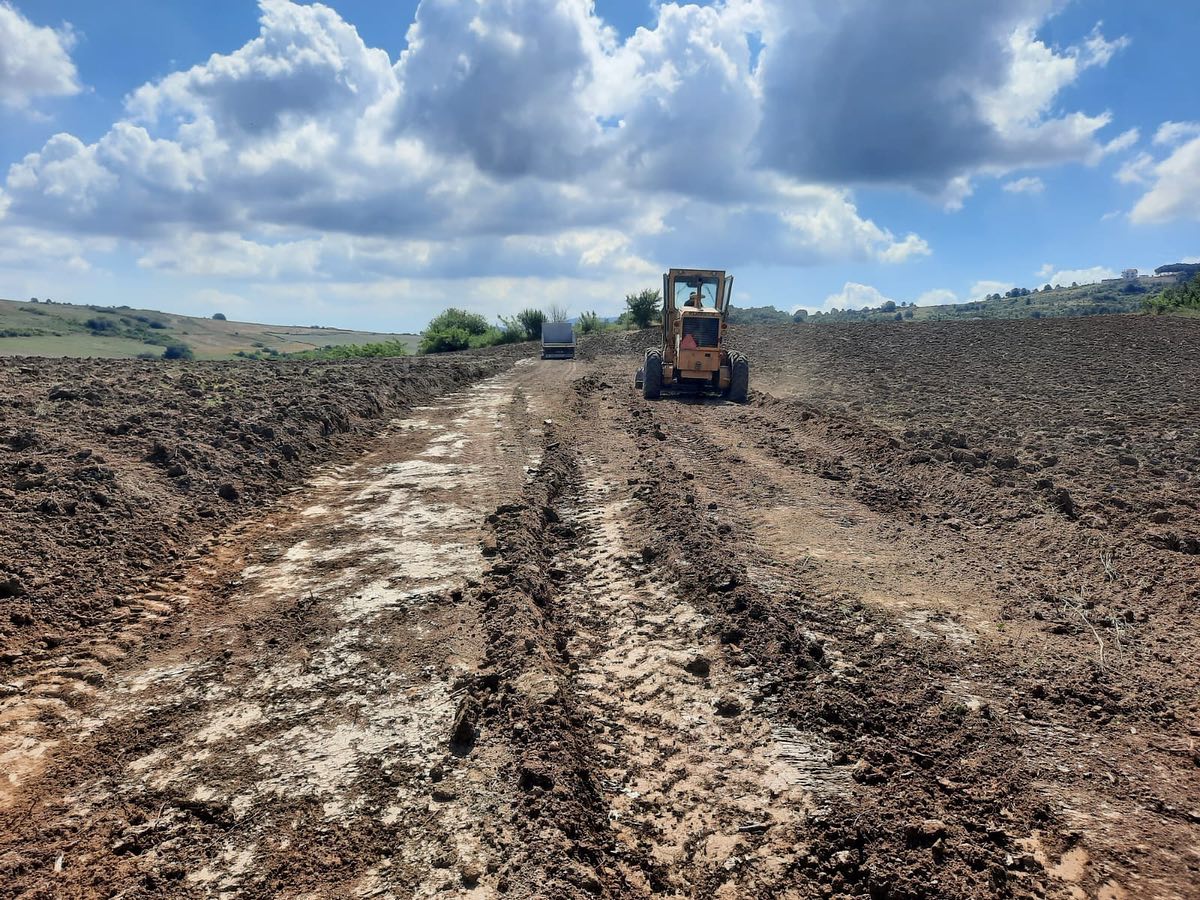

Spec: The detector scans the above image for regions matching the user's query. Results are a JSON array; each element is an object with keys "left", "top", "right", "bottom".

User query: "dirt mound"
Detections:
[
  {"left": 0, "top": 347, "right": 530, "bottom": 665},
  {"left": 577, "top": 328, "right": 657, "bottom": 360}
]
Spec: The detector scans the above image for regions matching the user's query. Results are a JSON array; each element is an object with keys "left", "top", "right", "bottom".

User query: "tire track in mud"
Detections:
[
  {"left": 557, "top": 456, "right": 827, "bottom": 897},
  {"left": 0, "top": 363, "right": 554, "bottom": 898},
  {"left": 590, "top": 368, "right": 1199, "bottom": 899},
  {"left": 656, "top": 390, "right": 1200, "bottom": 900},
  {"left": 575, "top": 372, "right": 1063, "bottom": 898},
  {"left": 467, "top": 377, "right": 853, "bottom": 899}
]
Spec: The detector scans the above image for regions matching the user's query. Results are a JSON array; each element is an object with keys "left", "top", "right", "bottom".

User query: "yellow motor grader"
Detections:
[{"left": 634, "top": 268, "right": 749, "bottom": 402}]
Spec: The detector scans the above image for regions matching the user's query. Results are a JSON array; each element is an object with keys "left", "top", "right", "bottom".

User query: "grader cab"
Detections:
[{"left": 634, "top": 268, "right": 749, "bottom": 402}]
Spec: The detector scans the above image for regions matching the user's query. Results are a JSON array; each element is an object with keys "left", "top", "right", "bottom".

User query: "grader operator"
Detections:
[{"left": 634, "top": 268, "right": 749, "bottom": 402}]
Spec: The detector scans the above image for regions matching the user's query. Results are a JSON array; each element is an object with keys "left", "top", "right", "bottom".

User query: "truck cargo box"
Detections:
[{"left": 541, "top": 322, "right": 576, "bottom": 359}]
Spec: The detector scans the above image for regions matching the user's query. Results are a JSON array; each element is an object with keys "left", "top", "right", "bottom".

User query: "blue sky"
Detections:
[{"left": 1, "top": 0, "right": 1198, "bottom": 331}]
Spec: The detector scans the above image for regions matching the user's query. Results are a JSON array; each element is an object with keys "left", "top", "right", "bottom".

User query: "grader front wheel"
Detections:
[
  {"left": 728, "top": 353, "right": 749, "bottom": 403},
  {"left": 643, "top": 350, "right": 663, "bottom": 400}
]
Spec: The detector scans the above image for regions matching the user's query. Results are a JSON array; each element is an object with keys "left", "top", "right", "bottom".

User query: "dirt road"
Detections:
[{"left": 3, "top": 327, "right": 1199, "bottom": 898}]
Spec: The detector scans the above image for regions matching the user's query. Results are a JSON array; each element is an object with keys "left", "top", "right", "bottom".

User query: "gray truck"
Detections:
[{"left": 540, "top": 322, "right": 576, "bottom": 359}]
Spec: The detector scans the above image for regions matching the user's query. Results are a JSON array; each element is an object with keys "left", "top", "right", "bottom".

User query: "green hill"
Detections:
[
  {"left": 0, "top": 297, "right": 418, "bottom": 360},
  {"left": 827, "top": 279, "right": 1163, "bottom": 323},
  {"left": 735, "top": 277, "right": 1175, "bottom": 325}
]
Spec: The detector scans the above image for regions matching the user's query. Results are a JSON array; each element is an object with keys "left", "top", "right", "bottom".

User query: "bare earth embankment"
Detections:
[{"left": 1, "top": 317, "right": 1197, "bottom": 898}]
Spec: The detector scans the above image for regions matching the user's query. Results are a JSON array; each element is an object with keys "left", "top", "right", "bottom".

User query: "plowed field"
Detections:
[{"left": 2, "top": 317, "right": 1198, "bottom": 898}]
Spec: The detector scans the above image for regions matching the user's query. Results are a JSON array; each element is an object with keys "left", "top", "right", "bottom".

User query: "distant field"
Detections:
[{"left": 0, "top": 298, "right": 419, "bottom": 360}]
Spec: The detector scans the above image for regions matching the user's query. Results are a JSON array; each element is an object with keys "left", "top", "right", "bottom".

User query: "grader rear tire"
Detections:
[
  {"left": 728, "top": 353, "right": 749, "bottom": 403},
  {"left": 643, "top": 351, "right": 663, "bottom": 400}
]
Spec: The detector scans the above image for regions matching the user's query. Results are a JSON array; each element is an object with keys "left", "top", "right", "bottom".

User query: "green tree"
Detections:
[
  {"left": 212, "top": 312, "right": 227, "bottom": 320},
  {"left": 624, "top": 289, "right": 661, "bottom": 328},
  {"left": 515, "top": 308, "right": 546, "bottom": 340},
  {"left": 426, "top": 308, "right": 489, "bottom": 335}
]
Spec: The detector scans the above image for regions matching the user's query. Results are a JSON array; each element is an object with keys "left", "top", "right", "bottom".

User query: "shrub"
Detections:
[
  {"left": 162, "top": 343, "right": 194, "bottom": 360},
  {"left": 420, "top": 327, "right": 472, "bottom": 354},
  {"left": 577, "top": 311, "right": 603, "bottom": 334},
  {"left": 212, "top": 312, "right": 227, "bottom": 320},
  {"left": 469, "top": 328, "right": 503, "bottom": 349},
  {"left": 420, "top": 308, "right": 496, "bottom": 354},
  {"left": 285, "top": 340, "right": 410, "bottom": 360},
  {"left": 498, "top": 319, "right": 528, "bottom": 344},
  {"left": 495, "top": 316, "right": 533, "bottom": 344},
  {"left": 515, "top": 308, "right": 546, "bottom": 340},
  {"left": 467, "top": 323, "right": 525, "bottom": 349},
  {"left": 624, "top": 289, "right": 661, "bottom": 328},
  {"left": 85, "top": 317, "right": 116, "bottom": 332}
]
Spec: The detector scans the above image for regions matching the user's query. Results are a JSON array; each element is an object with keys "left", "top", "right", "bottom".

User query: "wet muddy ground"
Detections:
[{"left": 2, "top": 317, "right": 1199, "bottom": 898}]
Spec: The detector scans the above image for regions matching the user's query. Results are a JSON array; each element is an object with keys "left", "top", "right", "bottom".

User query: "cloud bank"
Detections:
[{"left": 0, "top": 0, "right": 1131, "bottom": 321}]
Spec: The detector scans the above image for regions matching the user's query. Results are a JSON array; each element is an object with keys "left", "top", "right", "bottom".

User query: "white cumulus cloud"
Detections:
[
  {"left": 1129, "top": 133, "right": 1200, "bottom": 224},
  {"left": 1047, "top": 266, "right": 1117, "bottom": 285},
  {"left": 916, "top": 288, "right": 958, "bottom": 306},
  {"left": 2, "top": 0, "right": 930, "bottom": 290},
  {"left": 970, "top": 280, "right": 1015, "bottom": 298},
  {"left": 822, "top": 282, "right": 894, "bottom": 311},
  {"left": 1153, "top": 121, "right": 1200, "bottom": 146},
  {"left": 0, "top": 2, "right": 81, "bottom": 111},
  {"left": 0, "top": 0, "right": 1141, "bottom": 324}
]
